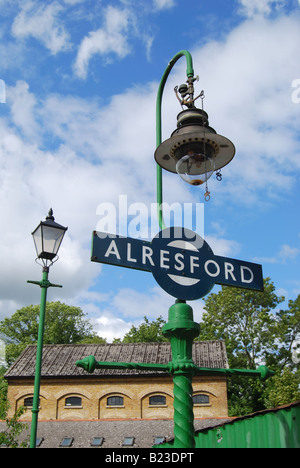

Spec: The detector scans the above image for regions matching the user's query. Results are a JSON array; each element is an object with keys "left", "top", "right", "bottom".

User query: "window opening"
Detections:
[
  {"left": 91, "top": 437, "right": 104, "bottom": 447},
  {"left": 24, "top": 397, "right": 40, "bottom": 407},
  {"left": 59, "top": 437, "right": 74, "bottom": 447},
  {"left": 122, "top": 437, "right": 134, "bottom": 446},
  {"left": 149, "top": 395, "right": 166, "bottom": 406},
  {"left": 35, "top": 437, "right": 44, "bottom": 447},
  {"left": 65, "top": 396, "right": 82, "bottom": 407},
  {"left": 107, "top": 396, "right": 124, "bottom": 406},
  {"left": 154, "top": 437, "right": 166, "bottom": 445},
  {"left": 193, "top": 394, "right": 209, "bottom": 404}
]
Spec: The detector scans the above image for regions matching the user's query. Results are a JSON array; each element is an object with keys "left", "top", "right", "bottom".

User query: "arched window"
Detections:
[
  {"left": 24, "top": 397, "right": 39, "bottom": 407},
  {"left": 65, "top": 396, "right": 82, "bottom": 407},
  {"left": 107, "top": 396, "right": 124, "bottom": 406},
  {"left": 192, "top": 394, "right": 210, "bottom": 405},
  {"left": 149, "top": 395, "right": 166, "bottom": 406}
]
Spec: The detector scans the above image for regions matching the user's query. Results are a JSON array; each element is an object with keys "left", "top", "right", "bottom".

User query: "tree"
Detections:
[
  {"left": 272, "top": 295, "right": 300, "bottom": 370},
  {"left": 0, "top": 302, "right": 103, "bottom": 365},
  {"left": 263, "top": 368, "right": 300, "bottom": 408},
  {"left": 198, "top": 278, "right": 288, "bottom": 415},
  {"left": 0, "top": 374, "right": 8, "bottom": 420},
  {"left": 0, "top": 407, "right": 29, "bottom": 448},
  {"left": 122, "top": 316, "right": 167, "bottom": 343},
  {"left": 199, "top": 278, "right": 284, "bottom": 369}
]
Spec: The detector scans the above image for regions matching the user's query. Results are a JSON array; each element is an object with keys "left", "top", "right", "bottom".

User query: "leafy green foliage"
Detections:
[
  {"left": 0, "top": 301, "right": 105, "bottom": 366},
  {"left": 199, "top": 278, "right": 284, "bottom": 369},
  {"left": 122, "top": 316, "right": 167, "bottom": 343},
  {"left": 199, "top": 278, "right": 300, "bottom": 415},
  {"left": 264, "top": 368, "right": 300, "bottom": 408},
  {"left": 0, "top": 375, "right": 8, "bottom": 420},
  {"left": 0, "top": 407, "right": 29, "bottom": 448}
]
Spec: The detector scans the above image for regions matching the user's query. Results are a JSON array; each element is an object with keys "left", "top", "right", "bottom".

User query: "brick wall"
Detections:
[{"left": 7, "top": 375, "right": 228, "bottom": 420}]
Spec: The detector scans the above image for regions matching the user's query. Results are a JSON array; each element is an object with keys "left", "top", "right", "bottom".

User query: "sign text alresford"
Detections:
[{"left": 92, "top": 228, "right": 263, "bottom": 300}]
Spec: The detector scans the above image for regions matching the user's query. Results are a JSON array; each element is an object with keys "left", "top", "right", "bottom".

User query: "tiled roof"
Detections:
[{"left": 5, "top": 341, "right": 228, "bottom": 379}]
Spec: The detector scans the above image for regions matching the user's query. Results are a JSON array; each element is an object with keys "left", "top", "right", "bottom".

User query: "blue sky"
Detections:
[{"left": 0, "top": 0, "right": 300, "bottom": 341}]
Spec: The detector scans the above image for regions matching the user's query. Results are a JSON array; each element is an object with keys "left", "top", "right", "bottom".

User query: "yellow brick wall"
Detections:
[{"left": 7, "top": 375, "right": 228, "bottom": 420}]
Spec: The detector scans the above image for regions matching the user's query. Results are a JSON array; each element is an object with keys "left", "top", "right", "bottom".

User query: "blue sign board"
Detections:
[{"left": 91, "top": 228, "right": 263, "bottom": 301}]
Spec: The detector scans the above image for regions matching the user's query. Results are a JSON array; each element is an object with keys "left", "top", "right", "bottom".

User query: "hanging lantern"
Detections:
[{"left": 154, "top": 79, "right": 236, "bottom": 198}]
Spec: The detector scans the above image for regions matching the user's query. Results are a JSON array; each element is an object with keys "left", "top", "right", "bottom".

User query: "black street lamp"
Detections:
[{"left": 32, "top": 208, "right": 68, "bottom": 266}]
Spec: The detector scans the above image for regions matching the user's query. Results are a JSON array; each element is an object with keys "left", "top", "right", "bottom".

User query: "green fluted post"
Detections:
[
  {"left": 27, "top": 268, "right": 62, "bottom": 449},
  {"left": 29, "top": 267, "right": 49, "bottom": 449},
  {"left": 162, "top": 300, "right": 200, "bottom": 449}
]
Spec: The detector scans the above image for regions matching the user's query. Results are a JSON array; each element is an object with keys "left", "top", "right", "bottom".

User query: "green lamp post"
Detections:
[
  {"left": 155, "top": 51, "right": 235, "bottom": 447},
  {"left": 28, "top": 209, "right": 67, "bottom": 448},
  {"left": 76, "top": 51, "right": 273, "bottom": 449}
]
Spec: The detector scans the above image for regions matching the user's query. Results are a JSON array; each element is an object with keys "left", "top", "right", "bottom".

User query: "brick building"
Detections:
[{"left": 5, "top": 341, "right": 229, "bottom": 421}]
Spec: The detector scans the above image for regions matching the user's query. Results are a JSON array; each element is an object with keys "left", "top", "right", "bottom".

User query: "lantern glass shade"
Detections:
[
  {"left": 176, "top": 152, "right": 215, "bottom": 186},
  {"left": 32, "top": 210, "right": 68, "bottom": 263}
]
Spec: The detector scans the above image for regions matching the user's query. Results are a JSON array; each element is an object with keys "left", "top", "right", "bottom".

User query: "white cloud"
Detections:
[
  {"left": 92, "top": 313, "right": 133, "bottom": 342},
  {"left": 0, "top": 75, "right": 172, "bottom": 323},
  {"left": 0, "top": 112, "right": 101, "bottom": 320},
  {"left": 253, "top": 244, "right": 300, "bottom": 264},
  {"left": 292, "top": 338, "right": 300, "bottom": 364},
  {"left": 78, "top": 288, "right": 172, "bottom": 343},
  {"left": 0, "top": 80, "right": 5, "bottom": 104},
  {"left": 205, "top": 236, "right": 241, "bottom": 257},
  {"left": 111, "top": 287, "right": 171, "bottom": 320},
  {"left": 12, "top": 0, "right": 71, "bottom": 54},
  {"left": 73, "top": 3, "right": 157, "bottom": 79},
  {"left": 238, "top": 0, "right": 287, "bottom": 19},
  {"left": 190, "top": 14, "right": 300, "bottom": 202},
  {"left": 7, "top": 81, "right": 40, "bottom": 141},
  {"left": 278, "top": 244, "right": 300, "bottom": 261},
  {"left": 89, "top": 286, "right": 205, "bottom": 341},
  {"left": 153, "top": 0, "right": 176, "bottom": 10},
  {"left": 1, "top": 8, "right": 300, "bottom": 333},
  {"left": 63, "top": 0, "right": 84, "bottom": 4},
  {"left": 74, "top": 6, "right": 132, "bottom": 79}
]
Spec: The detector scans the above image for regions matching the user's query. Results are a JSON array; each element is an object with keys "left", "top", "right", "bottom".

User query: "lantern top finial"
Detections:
[{"left": 46, "top": 208, "right": 54, "bottom": 220}]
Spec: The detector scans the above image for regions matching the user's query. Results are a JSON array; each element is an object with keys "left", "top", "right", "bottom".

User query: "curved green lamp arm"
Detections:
[{"left": 156, "top": 50, "right": 195, "bottom": 230}]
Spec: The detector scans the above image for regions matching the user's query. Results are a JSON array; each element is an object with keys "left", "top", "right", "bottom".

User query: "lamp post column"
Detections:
[
  {"left": 162, "top": 300, "right": 200, "bottom": 449},
  {"left": 29, "top": 267, "right": 49, "bottom": 449},
  {"left": 28, "top": 209, "right": 67, "bottom": 448}
]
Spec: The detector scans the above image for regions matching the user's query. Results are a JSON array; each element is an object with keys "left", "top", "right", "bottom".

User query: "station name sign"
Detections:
[{"left": 91, "top": 228, "right": 263, "bottom": 301}]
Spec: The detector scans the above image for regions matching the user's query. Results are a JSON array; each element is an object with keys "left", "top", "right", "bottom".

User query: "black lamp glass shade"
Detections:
[{"left": 32, "top": 211, "right": 68, "bottom": 261}]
